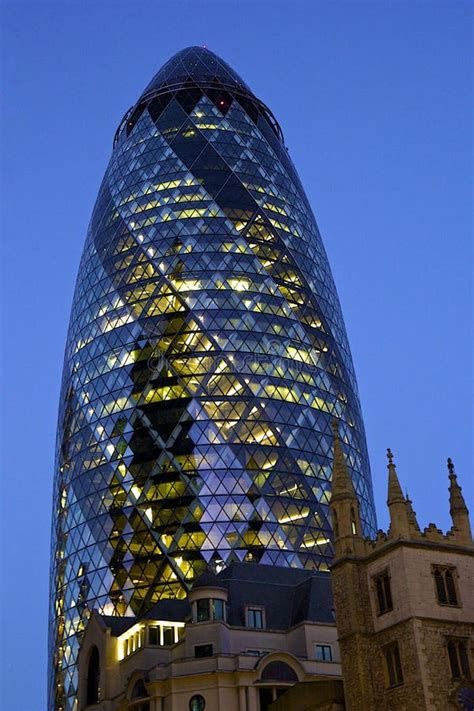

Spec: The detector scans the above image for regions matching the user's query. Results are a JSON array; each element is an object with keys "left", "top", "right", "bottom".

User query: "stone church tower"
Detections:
[{"left": 330, "top": 421, "right": 474, "bottom": 711}]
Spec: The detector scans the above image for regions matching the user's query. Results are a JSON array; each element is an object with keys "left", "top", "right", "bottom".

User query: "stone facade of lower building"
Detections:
[{"left": 329, "top": 428, "right": 474, "bottom": 711}]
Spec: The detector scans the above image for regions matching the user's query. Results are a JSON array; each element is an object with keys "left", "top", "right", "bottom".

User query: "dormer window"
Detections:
[{"left": 246, "top": 606, "right": 265, "bottom": 629}]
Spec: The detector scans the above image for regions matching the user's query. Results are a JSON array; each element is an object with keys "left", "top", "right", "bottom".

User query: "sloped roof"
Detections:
[{"left": 100, "top": 563, "right": 334, "bottom": 636}]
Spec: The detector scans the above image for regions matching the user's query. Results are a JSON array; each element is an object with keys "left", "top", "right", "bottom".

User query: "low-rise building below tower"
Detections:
[{"left": 77, "top": 564, "right": 344, "bottom": 711}]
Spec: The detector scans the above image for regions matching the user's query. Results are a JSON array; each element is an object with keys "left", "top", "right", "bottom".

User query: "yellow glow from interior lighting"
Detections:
[
  {"left": 278, "top": 484, "right": 299, "bottom": 496},
  {"left": 144, "top": 385, "right": 186, "bottom": 403},
  {"left": 176, "top": 208, "right": 207, "bottom": 219},
  {"left": 286, "top": 346, "right": 315, "bottom": 365},
  {"left": 171, "top": 278, "right": 202, "bottom": 292},
  {"left": 184, "top": 332, "right": 197, "bottom": 346},
  {"left": 120, "top": 351, "right": 135, "bottom": 367},
  {"left": 269, "top": 217, "right": 290, "bottom": 233},
  {"left": 103, "top": 313, "right": 134, "bottom": 333},
  {"left": 263, "top": 202, "right": 288, "bottom": 216},
  {"left": 278, "top": 508, "right": 310, "bottom": 524},
  {"left": 228, "top": 278, "right": 251, "bottom": 291},
  {"left": 253, "top": 428, "right": 276, "bottom": 444},
  {"left": 301, "top": 537, "right": 331, "bottom": 548},
  {"left": 155, "top": 180, "right": 181, "bottom": 191}
]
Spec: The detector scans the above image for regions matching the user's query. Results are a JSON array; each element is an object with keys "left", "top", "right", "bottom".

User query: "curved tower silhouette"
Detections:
[{"left": 49, "top": 46, "right": 376, "bottom": 710}]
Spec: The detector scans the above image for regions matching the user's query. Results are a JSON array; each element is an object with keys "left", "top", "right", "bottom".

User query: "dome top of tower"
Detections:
[{"left": 140, "top": 46, "right": 253, "bottom": 100}]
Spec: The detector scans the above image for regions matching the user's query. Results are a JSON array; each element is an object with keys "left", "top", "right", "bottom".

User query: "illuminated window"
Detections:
[{"left": 350, "top": 507, "right": 357, "bottom": 535}]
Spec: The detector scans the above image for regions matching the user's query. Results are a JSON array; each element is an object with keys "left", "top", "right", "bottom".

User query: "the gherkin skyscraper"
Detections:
[{"left": 49, "top": 47, "right": 376, "bottom": 710}]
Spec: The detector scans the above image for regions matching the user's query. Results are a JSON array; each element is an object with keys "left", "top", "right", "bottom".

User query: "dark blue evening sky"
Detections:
[{"left": 0, "top": 2, "right": 472, "bottom": 708}]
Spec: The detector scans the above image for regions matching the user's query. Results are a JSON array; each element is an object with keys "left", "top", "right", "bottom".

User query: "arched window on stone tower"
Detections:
[
  {"left": 350, "top": 507, "right": 357, "bottom": 535},
  {"left": 433, "top": 566, "right": 459, "bottom": 606}
]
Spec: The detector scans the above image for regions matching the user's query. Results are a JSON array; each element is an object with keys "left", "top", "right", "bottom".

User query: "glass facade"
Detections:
[{"left": 49, "top": 46, "right": 376, "bottom": 710}]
